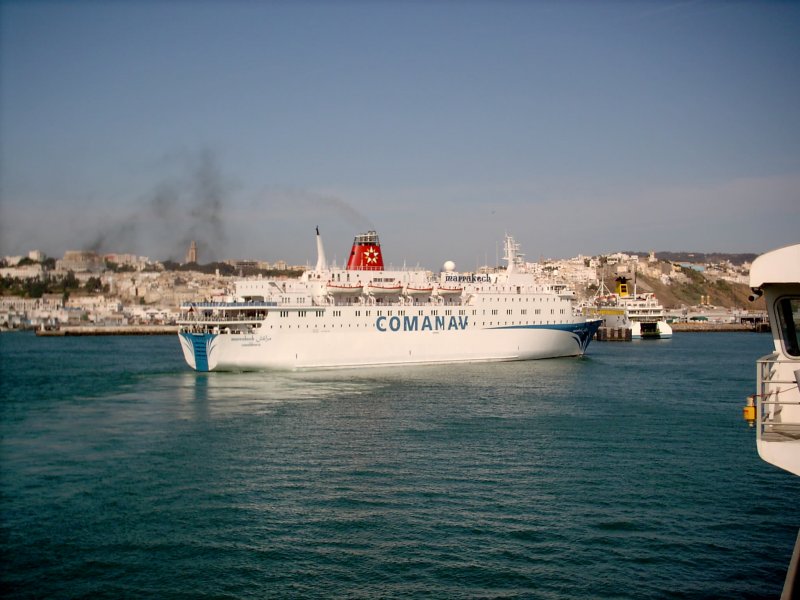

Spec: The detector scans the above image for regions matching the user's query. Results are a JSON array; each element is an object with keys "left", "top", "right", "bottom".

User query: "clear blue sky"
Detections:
[{"left": 1, "top": 0, "right": 798, "bottom": 268}]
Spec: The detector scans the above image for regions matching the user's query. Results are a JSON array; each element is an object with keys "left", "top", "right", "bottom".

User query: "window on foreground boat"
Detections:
[{"left": 776, "top": 297, "right": 800, "bottom": 357}]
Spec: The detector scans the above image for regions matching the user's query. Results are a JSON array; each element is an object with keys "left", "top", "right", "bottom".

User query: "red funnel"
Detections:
[{"left": 346, "top": 231, "right": 384, "bottom": 270}]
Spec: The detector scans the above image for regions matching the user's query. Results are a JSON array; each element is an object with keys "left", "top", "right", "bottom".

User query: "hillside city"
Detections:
[{"left": 0, "top": 243, "right": 761, "bottom": 331}]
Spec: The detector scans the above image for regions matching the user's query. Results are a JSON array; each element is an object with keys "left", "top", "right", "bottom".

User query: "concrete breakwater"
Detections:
[{"left": 36, "top": 325, "right": 178, "bottom": 336}]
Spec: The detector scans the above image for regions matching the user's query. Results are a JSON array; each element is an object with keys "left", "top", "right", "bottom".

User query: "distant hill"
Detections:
[{"left": 622, "top": 251, "right": 758, "bottom": 266}]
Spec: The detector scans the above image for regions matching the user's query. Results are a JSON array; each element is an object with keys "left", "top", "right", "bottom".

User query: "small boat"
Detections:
[
  {"left": 405, "top": 285, "right": 434, "bottom": 296},
  {"left": 368, "top": 283, "right": 403, "bottom": 296},
  {"left": 326, "top": 283, "right": 363, "bottom": 296},
  {"left": 436, "top": 286, "right": 463, "bottom": 296}
]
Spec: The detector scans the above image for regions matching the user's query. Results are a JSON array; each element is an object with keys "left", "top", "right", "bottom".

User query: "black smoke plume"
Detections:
[{"left": 87, "top": 149, "right": 231, "bottom": 262}]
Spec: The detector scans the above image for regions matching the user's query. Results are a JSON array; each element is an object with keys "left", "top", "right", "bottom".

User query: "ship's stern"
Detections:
[{"left": 178, "top": 332, "right": 219, "bottom": 372}]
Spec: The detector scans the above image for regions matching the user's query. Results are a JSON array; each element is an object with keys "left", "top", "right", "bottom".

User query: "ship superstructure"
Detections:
[
  {"left": 743, "top": 243, "right": 800, "bottom": 597},
  {"left": 177, "top": 230, "right": 602, "bottom": 371},
  {"left": 744, "top": 243, "right": 800, "bottom": 476}
]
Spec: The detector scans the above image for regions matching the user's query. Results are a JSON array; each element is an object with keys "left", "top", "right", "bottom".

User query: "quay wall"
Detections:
[{"left": 595, "top": 327, "right": 632, "bottom": 342}]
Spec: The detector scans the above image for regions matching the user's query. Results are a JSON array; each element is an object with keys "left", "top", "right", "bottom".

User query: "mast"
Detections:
[{"left": 504, "top": 235, "right": 524, "bottom": 274}]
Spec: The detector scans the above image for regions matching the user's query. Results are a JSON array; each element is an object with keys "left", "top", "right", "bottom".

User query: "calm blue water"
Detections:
[{"left": 1, "top": 332, "right": 798, "bottom": 599}]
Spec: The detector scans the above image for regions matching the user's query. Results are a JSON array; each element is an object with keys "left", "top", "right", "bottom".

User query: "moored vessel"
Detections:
[
  {"left": 177, "top": 229, "right": 602, "bottom": 371},
  {"left": 590, "top": 277, "right": 672, "bottom": 339}
]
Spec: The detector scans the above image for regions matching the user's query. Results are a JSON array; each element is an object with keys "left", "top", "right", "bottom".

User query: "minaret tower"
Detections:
[{"left": 186, "top": 240, "right": 198, "bottom": 264}]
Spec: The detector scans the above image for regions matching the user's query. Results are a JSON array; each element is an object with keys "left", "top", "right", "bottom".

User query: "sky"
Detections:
[{"left": 1, "top": 0, "right": 798, "bottom": 269}]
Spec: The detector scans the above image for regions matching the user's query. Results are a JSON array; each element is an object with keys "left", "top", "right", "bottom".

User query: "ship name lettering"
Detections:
[
  {"left": 376, "top": 315, "right": 468, "bottom": 332},
  {"left": 444, "top": 274, "right": 490, "bottom": 283}
]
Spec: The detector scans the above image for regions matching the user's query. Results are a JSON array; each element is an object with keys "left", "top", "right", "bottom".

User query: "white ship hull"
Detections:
[{"left": 179, "top": 319, "right": 599, "bottom": 371}]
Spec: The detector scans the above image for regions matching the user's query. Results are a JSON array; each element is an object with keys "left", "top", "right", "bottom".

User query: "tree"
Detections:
[
  {"left": 84, "top": 277, "right": 104, "bottom": 293},
  {"left": 62, "top": 270, "right": 79, "bottom": 290}
]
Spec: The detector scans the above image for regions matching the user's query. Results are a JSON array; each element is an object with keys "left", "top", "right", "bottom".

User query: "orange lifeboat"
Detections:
[
  {"left": 368, "top": 283, "right": 403, "bottom": 296},
  {"left": 406, "top": 285, "right": 434, "bottom": 297},
  {"left": 326, "top": 283, "right": 363, "bottom": 296},
  {"left": 437, "top": 286, "right": 463, "bottom": 296}
]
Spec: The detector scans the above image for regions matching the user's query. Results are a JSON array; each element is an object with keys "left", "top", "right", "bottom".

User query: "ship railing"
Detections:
[
  {"left": 755, "top": 353, "right": 800, "bottom": 441},
  {"left": 179, "top": 314, "right": 266, "bottom": 323},
  {"left": 181, "top": 301, "right": 278, "bottom": 309},
  {"left": 324, "top": 295, "right": 466, "bottom": 307}
]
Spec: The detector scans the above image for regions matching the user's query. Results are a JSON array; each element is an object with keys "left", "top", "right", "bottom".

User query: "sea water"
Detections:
[{"left": 1, "top": 331, "right": 798, "bottom": 598}]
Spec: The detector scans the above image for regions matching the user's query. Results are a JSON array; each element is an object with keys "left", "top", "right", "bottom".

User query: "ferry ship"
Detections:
[
  {"left": 588, "top": 277, "right": 672, "bottom": 339},
  {"left": 742, "top": 243, "right": 800, "bottom": 595},
  {"left": 177, "top": 230, "right": 602, "bottom": 371}
]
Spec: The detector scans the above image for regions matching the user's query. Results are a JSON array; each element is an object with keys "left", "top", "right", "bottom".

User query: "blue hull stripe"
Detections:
[
  {"left": 488, "top": 320, "right": 602, "bottom": 352},
  {"left": 181, "top": 332, "right": 216, "bottom": 372}
]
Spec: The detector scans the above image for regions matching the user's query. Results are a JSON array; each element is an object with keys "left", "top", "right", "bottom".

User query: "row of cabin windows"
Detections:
[
  {"left": 258, "top": 319, "right": 567, "bottom": 330},
  {"left": 273, "top": 307, "right": 563, "bottom": 318},
  {"left": 218, "top": 306, "right": 564, "bottom": 322},
  {"left": 209, "top": 315, "right": 569, "bottom": 334},
  {"left": 270, "top": 296, "right": 565, "bottom": 306},
  {"left": 481, "top": 296, "right": 560, "bottom": 303}
]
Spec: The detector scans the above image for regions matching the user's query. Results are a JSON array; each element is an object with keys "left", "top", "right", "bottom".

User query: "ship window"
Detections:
[{"left": 776, "top": 297, "right": 800, "bottom": 357}]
